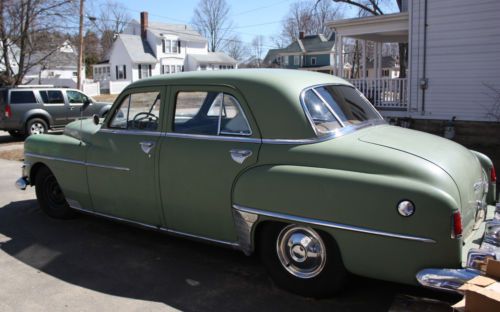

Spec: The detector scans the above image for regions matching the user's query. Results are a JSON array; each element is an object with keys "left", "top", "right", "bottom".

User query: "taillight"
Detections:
[
  {"left": 491, "top": 166, "right": 497, "bottom": 183},
  {"left": 5, "top": 104, "right": 11, "bottom": 118},
  {"left": 452, "top": 211, "right": 462, "bottom": 238}
]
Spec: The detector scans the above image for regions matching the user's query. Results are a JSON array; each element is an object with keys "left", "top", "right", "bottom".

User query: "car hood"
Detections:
[{"left": 359, "top": 125, "right": 485, "bottom": 234}]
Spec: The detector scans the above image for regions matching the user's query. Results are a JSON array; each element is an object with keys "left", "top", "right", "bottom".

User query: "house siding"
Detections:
[
  {"left": 304, "top": 54, "right": 330, "bottom": 67},
  {"left": 409, "top": 0, "right": 500, "bottom": 122}
]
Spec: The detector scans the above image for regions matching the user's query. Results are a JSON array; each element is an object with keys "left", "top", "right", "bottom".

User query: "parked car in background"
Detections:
[
  {"left": 15, "top": 69, "right": 499, "bottom": 297},
  {"left": 0, "top": 86, "right": 111, "bottom": 138}
]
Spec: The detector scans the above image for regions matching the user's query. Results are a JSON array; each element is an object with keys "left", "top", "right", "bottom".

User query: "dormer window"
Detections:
[{"left": 162, "top": 39, "right": 181, "bottom": 54}]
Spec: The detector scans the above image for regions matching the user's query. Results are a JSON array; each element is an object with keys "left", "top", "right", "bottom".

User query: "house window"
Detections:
[
  {"left": 138, "top": 64, "right": 152, "bottom": 79},
  {"left": 162, "top": 65, "right": 170, "bottom": 74},
  {"left": 282, "top": 56, "right": 289, "bottom": 65},
  {"left": 176, "top": 65, "right": 182, "bottom": 73},
  {"left": 163, "top": 39, "right": 181, "bottom": 54},
  {"left": 293, "top": 55, "right": 300, "bottom": 66},
  {"left": 311, "top": 57, "right": 317, "bottom": 66},
  {"left": 116, "top": 65, "right": 126, "bottom": 80},
  {"left": 382, "top": 69, "right": 390, "bottom": 77},
  {"left": 200, "top": 65, "right": 207, "bottom": 71},
  {"left": 72, "top": 71, "right": 77, "bottom": 77}
]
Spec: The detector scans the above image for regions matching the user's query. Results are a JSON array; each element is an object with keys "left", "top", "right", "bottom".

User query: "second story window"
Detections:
[{"left": 163, "top": 39, "right": 181, "bottom": 54}]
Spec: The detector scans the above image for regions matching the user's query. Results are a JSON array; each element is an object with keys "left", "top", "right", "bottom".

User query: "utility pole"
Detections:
[{"left": 77, "top": 0, "right": 84, "bottom": 90}]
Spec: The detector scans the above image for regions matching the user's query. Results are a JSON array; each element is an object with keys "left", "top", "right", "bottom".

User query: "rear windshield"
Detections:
[
  {"left": 10, "top": 91, "right": 37, "bottom": 104},
  {"left": 302, "top": 85, "right": 381, "bottom": 135}
]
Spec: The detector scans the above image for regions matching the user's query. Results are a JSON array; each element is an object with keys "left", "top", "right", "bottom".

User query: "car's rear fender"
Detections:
[
  {"left": 22, "top": 109, "right": 54, "bottom": 127},
  {"left": 232, "top": 164, "right": 462, "bottom": 285}
]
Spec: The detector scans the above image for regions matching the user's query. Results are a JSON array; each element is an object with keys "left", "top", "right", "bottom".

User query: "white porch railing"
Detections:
[{"left": 349, "top": 78, "right": 408, "bottom": 110}]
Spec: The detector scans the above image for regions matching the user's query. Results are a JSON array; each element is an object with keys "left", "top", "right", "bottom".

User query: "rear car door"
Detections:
[
  {"left": 38, "top": 90, "right": 68, "bottom": 126},
  {"left": 158, "top": 86, "right": 261, "bottom": 242}
]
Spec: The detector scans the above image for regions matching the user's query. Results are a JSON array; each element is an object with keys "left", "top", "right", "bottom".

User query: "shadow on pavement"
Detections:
[{"left": 0, "top": 200, "right": 459, "bottom": 312}]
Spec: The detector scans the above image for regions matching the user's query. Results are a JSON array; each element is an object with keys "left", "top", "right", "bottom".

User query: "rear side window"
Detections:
[
  {"left": 40, "top": 90, "right": 64, "bottom": 104},
  {"left": 10, "top": 91, "right": 36, "bottom": 104}
]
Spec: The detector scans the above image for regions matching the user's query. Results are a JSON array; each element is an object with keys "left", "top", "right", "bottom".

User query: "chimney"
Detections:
[
  {"left": 299, "top": 31, "right": 305, "bottom": 39},
  {"left": 140, "top": 11, "right": 148, "bottom": 40}
]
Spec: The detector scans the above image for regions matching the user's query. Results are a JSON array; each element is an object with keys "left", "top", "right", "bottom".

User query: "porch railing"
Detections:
[{"left": 349, "top": 78, "right": 408, "bottom": 111}]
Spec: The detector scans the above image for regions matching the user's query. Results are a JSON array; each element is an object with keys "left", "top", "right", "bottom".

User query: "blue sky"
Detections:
[{"left": 90, "top": 0, "right": 398, "bottom": 50}]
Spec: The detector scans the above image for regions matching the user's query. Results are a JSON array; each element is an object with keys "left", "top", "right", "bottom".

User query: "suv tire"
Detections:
[{"left": 26, "top": 118, "right": 48, "bottom": 136}]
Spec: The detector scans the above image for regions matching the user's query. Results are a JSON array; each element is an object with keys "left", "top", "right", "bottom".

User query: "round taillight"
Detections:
[
  {"left": 397, "top": 200, "right": 415, "bottom": 217},
  {"left": 491, "top": 166, "right": 497, "bottom": 183},
  {"left": 453, "top": 211, "right": 462, "bottom": 238}
]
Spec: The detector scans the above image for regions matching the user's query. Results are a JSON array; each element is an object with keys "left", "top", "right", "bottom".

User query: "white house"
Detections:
[
  {"left": 94, "top": 12, "right": 237, "bottom": 94},
  {"left": 327, "top": 0, "right": 500, "bottom": 123},
  {"left": 23, "top": 40, "right": 85, "bottom": 88}
]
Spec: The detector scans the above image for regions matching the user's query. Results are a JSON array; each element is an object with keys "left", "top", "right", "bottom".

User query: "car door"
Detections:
[
  {"left": 158, "top": 86, "right": 261, "bottom": 242},
  {"left": 38, "top": 90, "right": 68, "bottom": 126},
  {"left": 65, "top": 89, "right": 92, "bottom": 122},
  {"left": 86, "top": 87, "right": 165, "bottom": 226}
]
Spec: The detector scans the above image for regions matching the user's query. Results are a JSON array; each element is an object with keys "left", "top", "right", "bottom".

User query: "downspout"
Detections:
[{"left": 420, "top": 0, "right": 429, "bottom": 114}]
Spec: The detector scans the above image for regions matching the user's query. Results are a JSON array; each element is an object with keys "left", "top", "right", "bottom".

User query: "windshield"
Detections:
[{"left": 302, "top": 85, "right": 382, "bottom": 135}]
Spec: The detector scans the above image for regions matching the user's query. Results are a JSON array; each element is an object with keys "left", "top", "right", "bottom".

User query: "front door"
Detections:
[
  {"left": 65, "top": 90, "right": 93, "bottom": 122},
  {"left": 86, "top": 87, "right": 165, "bottom": 226},
  {"left": 158, "top": 86, "right": 261, "bottom": 242}
]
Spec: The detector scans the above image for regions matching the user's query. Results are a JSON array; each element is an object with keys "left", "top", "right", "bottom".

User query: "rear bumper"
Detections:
[{"left": 417, "top": 203, "right": 500, "bottom": 293}]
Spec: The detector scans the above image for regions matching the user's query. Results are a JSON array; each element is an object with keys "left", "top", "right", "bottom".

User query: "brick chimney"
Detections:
[
  {"left": 299, "top": 31, "right": 305, "bottom": 39},
  {"left": 140, "top": 11, "right": 148, "bottom": 40}
]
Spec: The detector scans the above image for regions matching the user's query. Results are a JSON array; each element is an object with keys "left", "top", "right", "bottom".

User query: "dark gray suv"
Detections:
[{"left": 0, "top": 87, "right": 111, "bottom": 138}]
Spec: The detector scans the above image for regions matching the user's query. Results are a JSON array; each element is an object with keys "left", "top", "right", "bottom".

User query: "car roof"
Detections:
[{"left": 128, "top": 69, "right": 353, "bottom": 139}]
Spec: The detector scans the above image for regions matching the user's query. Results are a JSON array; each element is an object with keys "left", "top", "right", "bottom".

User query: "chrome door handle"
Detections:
[
  {"left": 229, "top": 149, "right": 252, "bottom": 164},
  {"left": 69, "top": 107, "right": 77, "bottom": 110},
  {"left": 140, "top": 141, "right": 155, "bottom": 154}
]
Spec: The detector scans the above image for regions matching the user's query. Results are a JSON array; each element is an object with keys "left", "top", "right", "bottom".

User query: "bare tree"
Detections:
[
  {"left": 0, "top": 0, "right": 76, "bottom": 86},
  {"left": 251, "top": 35, "right": 265, "bottom": 67},
  {"left": 224, "top": 34, "right": 248, "bottom": 62},
  {"left": 92, "top": 0, "right": 131, "bottom": 59},
  {"left": 192, "top": 0, "right": 233, "bottom": 52}
]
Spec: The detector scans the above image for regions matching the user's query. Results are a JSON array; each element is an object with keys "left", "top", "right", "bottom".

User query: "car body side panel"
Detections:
[{"left": 233, "top": 164, "right": 461, "bottom": 285}]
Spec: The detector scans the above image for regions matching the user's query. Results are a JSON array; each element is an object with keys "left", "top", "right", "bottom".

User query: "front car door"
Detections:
[
  {"left": 65, "top": 90, "right": 92, "bottom": 122},
  {"left": 158, "top": 86, "right": 261, "bottom": 242},
  {"left": 86, "top": 87, "right": 165, "bottom": 226}
]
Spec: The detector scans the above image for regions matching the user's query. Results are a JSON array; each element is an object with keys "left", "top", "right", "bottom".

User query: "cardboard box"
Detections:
[{"left": 453, "top": 259, "right": 500, "bottom": 312}]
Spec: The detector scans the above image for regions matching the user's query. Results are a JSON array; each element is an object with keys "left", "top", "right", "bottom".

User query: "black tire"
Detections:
[
  {"left": 8, "top": 130, "right": 26, "bottom": 139},
  {"left": 259, "top": 222, "right": 346, "bottom": 298},
  {"left": 26, "top": 118, "right": 48, "bottom": 136},
  {"left": 35, "top": 166, "right": 76, "bottom": 219}
]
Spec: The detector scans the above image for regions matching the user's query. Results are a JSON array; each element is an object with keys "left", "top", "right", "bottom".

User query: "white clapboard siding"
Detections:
[{"left": 409, "top": 0, "right": 500, "bottom": 121}]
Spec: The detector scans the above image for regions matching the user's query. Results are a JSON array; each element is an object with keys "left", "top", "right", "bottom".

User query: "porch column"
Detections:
[
  {"left": 335, "top": 34, "right": 343, "bottom": 76},
  {"left": 361, "top": 40, "right": 366, "bottom": 79},
  {"left": 377, "top": 42, "right": 382, "bottom": 79}
]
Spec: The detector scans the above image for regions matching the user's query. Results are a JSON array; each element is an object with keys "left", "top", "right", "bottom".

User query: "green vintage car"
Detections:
[{"left": 16, "top": 69, "right": 499, "bottom": 297}]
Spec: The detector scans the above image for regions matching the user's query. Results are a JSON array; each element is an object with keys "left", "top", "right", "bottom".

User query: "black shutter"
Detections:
[
  {"left": 138, "top": 64, "right": 142, "bottom": 79},
  {"left": 162, "top": 40, "right": 165, "bottom": 53},
  {"left": 115, "top": 65, "right": 118, "bottom": 79},
  {"left": 178, "top": 40, "right": 181, "bottom": 54},
  {"left": 123, "top": 65, "right": 127, "bottom": 80},
  {"left": 148, "top": 64, "right": 152, "bottom": 76}
]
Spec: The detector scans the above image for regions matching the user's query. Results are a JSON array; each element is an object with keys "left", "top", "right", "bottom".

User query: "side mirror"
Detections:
[
  {"left": 81, "top": 99, "right": 91, "bottom": 112},
  {"left": 92, "top": 114, "right": 100, "bottom": 125}
]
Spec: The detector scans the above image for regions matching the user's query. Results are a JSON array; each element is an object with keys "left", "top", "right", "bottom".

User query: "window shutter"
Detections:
[
  {"left": 123, "top": 65, "right": 127, "bottom": 80},
  {"left": 148, "top": 65, "right": 152, "bottom": 76},
  {"left": 178, "top": 41, "right": 181, "bottom": 54},
  {"left": 138, "top": 64, "right": 142, "bottom": 79},
  {"left": 162, "top": 40, "right": 165, "bottom": 53},
  {"left": 115, "top": 65, "right": 118, "bottom": 79}
]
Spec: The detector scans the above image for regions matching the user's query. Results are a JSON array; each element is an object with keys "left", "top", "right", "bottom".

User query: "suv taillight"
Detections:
[
  {"left": 492, "top": 166, "right": 497, "bottom": 183},
  {"left": 5, "top": 104, "right": 12, "bottom": 118},
  {"left": 452, "top": 211, "right": 462, "bottom": 238}
]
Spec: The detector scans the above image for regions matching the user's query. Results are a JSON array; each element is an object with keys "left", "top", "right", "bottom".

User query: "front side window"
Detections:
[
  {"left": 109, "top": 91, "right": 161, "bottom": 131},
  {"left": 174, "top": 91, "right": 251, "bottom": 136},
  {"left": 10, "top": 91, "right": 36, "bottom": 104},
  {"left": 67, "top": 90, "right": 89, "bottom": 104},
  {"left": 302, "top": 85, "right": 382, "bottom": 135},
  {"left": 40, "top": 90, "right": 64, "bottom": 104}
]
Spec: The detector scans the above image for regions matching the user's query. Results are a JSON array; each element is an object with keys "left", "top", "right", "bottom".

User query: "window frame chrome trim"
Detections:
[
  {"left": 25, "top": 152, "right": 130, "bottom": 172},
  {"left": 99, "top": 128, "right": 162, "bottom": 137},
  {"left": 233, "top": 204, "right": 436, "bottom": 244},
  {"left": 164, "top": 132, "right": 262, "bottom": 143}
]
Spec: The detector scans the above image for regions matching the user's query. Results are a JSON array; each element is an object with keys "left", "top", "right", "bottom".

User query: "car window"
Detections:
[
  {"left": 40, "top": 90, "right": 64, "bottom": 104},
  {"left": 174, "top": 91, "right": 251, "bottom": 136},
  {"left": 109, "top": 91, "right": 161, "bottom": 131},
  {"left": 67, "top": 90, "right": 88, "bottom": 104},
  {"left": 10, "top": 91, "right": 36, "bottom": 104}
]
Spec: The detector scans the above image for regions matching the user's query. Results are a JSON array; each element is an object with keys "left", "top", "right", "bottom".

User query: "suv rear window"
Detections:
[
  {"left": 10, "top": 91, "right": 37, "bottom": 104},
  {"left": 40, "top": 90, "right": 64, "bottom": 104}
]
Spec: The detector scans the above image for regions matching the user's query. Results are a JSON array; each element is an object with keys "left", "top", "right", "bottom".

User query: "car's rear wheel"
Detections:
[
  {"left": 259, "top": 223, "right": 346, "bottom": 298},
  {"left": 35, "top": 166, "right": 76, "bottom": 219},
  {"left": 26, "top": 118, "right": 48, "bottom": 136}
]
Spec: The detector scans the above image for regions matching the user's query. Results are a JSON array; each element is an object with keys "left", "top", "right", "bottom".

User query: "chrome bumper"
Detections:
[
  {"left": 15, "top": 177, "right": 29, "bottom": 190},
  {"left": 416, "top": 203, "right": 500, "bottom": 293}
]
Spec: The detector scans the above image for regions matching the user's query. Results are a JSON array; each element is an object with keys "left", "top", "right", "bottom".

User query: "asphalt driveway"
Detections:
[{"left": 0, "top": 157, "right": 458, "bottom": 311}]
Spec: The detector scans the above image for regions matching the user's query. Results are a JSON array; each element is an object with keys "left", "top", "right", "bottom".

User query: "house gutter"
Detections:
[{"left": 420, "top": 0, "right": 429, "bottom": 114}]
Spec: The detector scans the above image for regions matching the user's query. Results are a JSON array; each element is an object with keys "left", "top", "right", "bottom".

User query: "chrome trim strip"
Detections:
[
  {"left": 165, "top": 132, "right": 262, "bottom": 143},
  {"left": 25, "top": 152, "right": 130, "bottom": 172},
  {"left": 311, "top": 88, "right": 346, "bottom": 128},
  {"left": 69, "top": 204, "right": 239, "bottom": 249},
  {"left": 99, "top": 128, "right": 162, "bottom": 137},
  {"left": 233, "top": 204, "right": 436, "bottom": 244}
]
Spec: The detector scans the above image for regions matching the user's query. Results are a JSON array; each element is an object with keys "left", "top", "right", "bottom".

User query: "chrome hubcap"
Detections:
[
  {"left": 276, "top": 225, "right": 326, "bottom": 279},
  {"left": 30, "top": 122, "right": 45, "bottom": 135}
]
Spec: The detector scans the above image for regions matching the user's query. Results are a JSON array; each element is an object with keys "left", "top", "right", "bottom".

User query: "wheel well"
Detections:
[
  {"left": 29, "top": 162, "right": 49, "bottom": 185},
  {"left": 26, "top": 115, "right": 50, "bottom": 129}
]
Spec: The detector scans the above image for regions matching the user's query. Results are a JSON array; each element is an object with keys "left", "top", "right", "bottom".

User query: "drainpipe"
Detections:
[{"left": 420, "top": 0, "right": 429, "bottom": 114}]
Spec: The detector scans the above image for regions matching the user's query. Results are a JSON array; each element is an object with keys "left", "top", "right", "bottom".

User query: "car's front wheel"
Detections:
[
  {"left": 259, "top": 223, "right": 346, "bottom": 298},
  {"left": 35, "top": 166, "right": 76, "bottom": 219}
]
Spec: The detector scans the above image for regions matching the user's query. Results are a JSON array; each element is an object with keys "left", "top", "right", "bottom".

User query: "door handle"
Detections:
[
  {"left": 140, "top": 141, "right": 155, "bottom": 154},
  {"left": 69, "top": 107, "right": 77, "bottom": 110},
  {"left": 229, "top": 149, "right": 253, "bottom": 164}
]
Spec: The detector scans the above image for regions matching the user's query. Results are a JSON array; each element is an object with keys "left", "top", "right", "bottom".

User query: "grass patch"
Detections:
[
  {"left": 93, "top": 94, "right": 118, "bottom": 103},
  {"left": 0, "top": 148, "right": 23, "bottom": 161}
]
